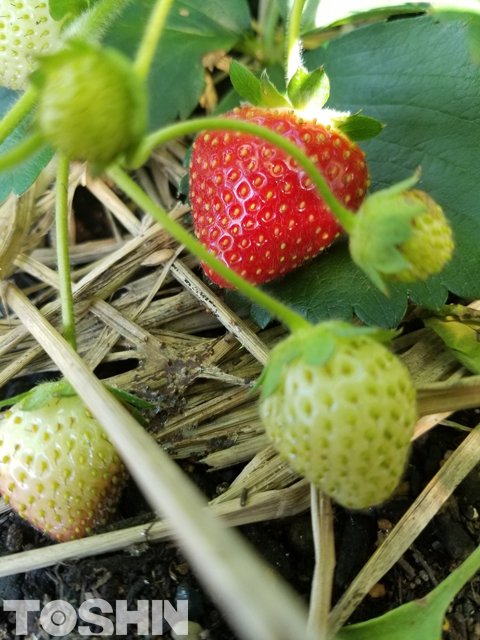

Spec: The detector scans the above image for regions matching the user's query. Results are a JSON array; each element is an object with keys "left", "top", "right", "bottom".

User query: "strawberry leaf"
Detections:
[
  {"left": 256, "top": 15, "right": 478, "bottom": 327},
  {"left": 335, "top": 113, "right": 385, "bottom": 142},
  {"left": 287, "top": 65, "right": 330, "bottom": 111},
  {"left": 0, "top": 89, "right": 54, "bottom": 203},
  {"left": 105, "top": 0, "right": 251, "bottom": 130},
  {"left": 257, "top": 242, "right": 447, "bottom": 328}
]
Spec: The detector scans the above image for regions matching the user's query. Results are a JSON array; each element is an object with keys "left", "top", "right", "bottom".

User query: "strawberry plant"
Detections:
[{"left": 0, "top": 1, "right": 480, "bottom": 640}]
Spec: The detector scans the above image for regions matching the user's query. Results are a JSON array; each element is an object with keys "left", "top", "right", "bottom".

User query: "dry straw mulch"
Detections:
[{"left": 0, "top": 143, "right": 478, "bottom": 638}]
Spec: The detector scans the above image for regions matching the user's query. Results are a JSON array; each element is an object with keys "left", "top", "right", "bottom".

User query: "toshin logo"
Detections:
[{"left": 3, "top": 599, "right": 188, "bottom": 636}]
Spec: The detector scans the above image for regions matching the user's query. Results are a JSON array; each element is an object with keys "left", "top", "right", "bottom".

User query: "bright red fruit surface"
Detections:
[{"left": 189, "top": 106, "right": 369, "bottom": 287}]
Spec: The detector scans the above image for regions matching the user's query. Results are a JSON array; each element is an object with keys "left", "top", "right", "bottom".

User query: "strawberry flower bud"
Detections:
[
  {"left": 349, "top": 174, "right": 454, "bottom": 292},
  {"left": 34, "top": 42, "right": 147, "bottom": 167}
]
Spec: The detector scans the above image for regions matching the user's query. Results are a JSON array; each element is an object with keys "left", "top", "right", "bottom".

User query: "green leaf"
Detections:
[
  {"left": 0, "top": 89, "right": 54, "bottom": 203},
  {"left": 466, "top": 18, "right": 480, "bottom": 64},
  {"left": 276, "top": 0, "right": 430, "bottom": 33},
  {"left": 259, "top": 15, "right": 477, "bottom": 327},
  {"left": 219, "top": 62, "right": 289, "bottom": 109},
  {"left": 105, "top": 0, "right": 251, "bottom": 130},
  {"left": 259, "top": 71, "right": 291, "bottom": 108},
  {"left": 229, "top": 61, "right": 263, "bottom": 106},
  {"left": 259, "top": 243, "right": 410, "bottom": 328},
  {"left": 335, "top": 113, "right": 385, "bottom": 141},
  {"left": 335, "top": 541, "right": 480, "bottom": 640},
  {"left": 424, "top": 315, "right": 480, "bottom": 374},
  {"left": 287, "top": 65, "right": 330, "bottom": 110}
]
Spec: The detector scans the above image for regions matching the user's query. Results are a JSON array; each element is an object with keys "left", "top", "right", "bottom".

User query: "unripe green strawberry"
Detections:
[
  {"left": 349, "top": 174, "right": 454, "bottom": 292},
  {"left": 34, "top": 43, "right": 147, "bottom": 167},
  {"left": 0, "top": 392, "right": 128, "bottom": 541},
  {"left": 385, "top": 190, "right": 454, "bottom": 283},
  {"left": 258, "top": 323, "right": 417, "bottom": 509},
  {"left": 0, "top": 0, "right": 63, "bottom": 91}
]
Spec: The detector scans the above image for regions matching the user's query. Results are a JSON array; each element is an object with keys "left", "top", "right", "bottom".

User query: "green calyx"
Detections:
[
  {"left": 33, "top": 41, "right": 147, "bottom": 169},
  {"left": 349, "top": 173, "right": 454, "bottom": 293},
  {"left": 0, "top": 381, "right": 155, "bottom": 413},
  {"left": 257, "top": 321, "right": 398, "bottom": 400},
  {"left": 229, "top": 60, "right": 384, "bottom": 141}
]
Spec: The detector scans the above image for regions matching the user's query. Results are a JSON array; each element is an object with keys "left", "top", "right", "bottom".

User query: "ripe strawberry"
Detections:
[
  {"left": 0, "top": 393, "right": 128, "bottom": 541},
  {"left": 190, "top": 106, "right": 369, "bottom": 287},
  {"left": 0, "top": 0, "right": 63, "bottom": 91},
  {"left": 258, "top": 322, "right": 417, "bottom": 509}
]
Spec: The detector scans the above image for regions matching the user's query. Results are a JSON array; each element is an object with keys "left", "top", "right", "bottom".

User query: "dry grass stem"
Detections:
[
  {"left": 0, "top": 481, "right": 309, "bottom": 580},
  {"left": 308, "top": 488, "right": 335, "bottom": 638},
  {"left": 5, "top": 282, "right": 311, "bottom": 640}
]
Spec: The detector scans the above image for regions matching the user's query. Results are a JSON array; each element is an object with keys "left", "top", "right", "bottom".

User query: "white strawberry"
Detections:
[
  {"left": 0, "top": 390, "right": 128, "bottom": 540},
  {"left": 258, "top": 322, "right": 417, "bottom": 509},
  {"left": 0, "top": 1, "right": 63, "bottom": 91}
]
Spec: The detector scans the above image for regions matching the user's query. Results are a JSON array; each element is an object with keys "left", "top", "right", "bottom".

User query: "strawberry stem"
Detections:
[
  {"left": 0, "top": 131, "right": 45, "bottom": 172},
  {"left": 55, "top": 154, "right": 77, "bottom": 351},
  {"left": 0, "top": 86, "right": 38, "bottom": 147},
  {"left": 130, "top": 117, "right": 357, "bottom": 233},
  {"left": 64, "top": 0, "right": 132, "bottom": 42},
  {"left": 134, "top": 0, "right": 175, "bottom": 81},
  {"left": 286, "top": 0, "right": 307, "bottom": 82},
  {"left": 108, "top": 165, "right": 312, "bottom": 333},
  {"left": 260, "top": 0, "right": 280, "bottom": 63}
]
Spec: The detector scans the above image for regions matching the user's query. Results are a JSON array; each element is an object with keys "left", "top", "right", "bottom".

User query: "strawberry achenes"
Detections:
[
  {"left": 258, "top": 323, "right": 417, "bottom": 509},
  {"left": 0, "top": 0, "right": 63, "bottom": 91},
  {"left": 190, "top": 107, "right": 369, "bottom": 287},
  {"left": 0, "top": 394, "right": 128, "bottom": 541}
]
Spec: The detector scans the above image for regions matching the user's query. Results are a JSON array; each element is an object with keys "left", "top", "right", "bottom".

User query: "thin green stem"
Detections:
[
  {"left": 131, "top": 117, "right": 356, "bottom": 232},
  {"left": 108, "top": 166, "right": 311, "bottom": 333},
  {"left": 134, "top": 0, "right": 175, "bottom": 81},
  {"left": 55, "top": 154, "right": 77, "bottom": 351},
  {"left": 0, "top": 131, "right": 45, "bottom": 173},
  {"left": 263, "top": 0, "right": 280, "bottom": 59},
  {"left": 286, "top": 0, "right": 307, "bottom": 81},
  {"left": 64, "top": 0, "right": 132, "bottom": 42},
  {"left": 0, "top": 86, "right": 38, "bottom": 147}
]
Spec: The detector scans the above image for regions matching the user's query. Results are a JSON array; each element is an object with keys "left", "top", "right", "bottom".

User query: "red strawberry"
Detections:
[
  {"left": 189, "top": 106, "right": 369, "bottom": 287},
  {"left": 0, "top": 393, "right": 128, "bottom": 541}
]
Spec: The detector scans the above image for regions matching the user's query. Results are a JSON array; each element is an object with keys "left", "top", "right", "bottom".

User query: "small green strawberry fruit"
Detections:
[
  {"left": 349, "top": 173, "right": 454, "bottom": 292},
  {"left": 0, "top": 390, "right": 128, "bottom": 541},
  {"left": 383, "top": 190, "right": 454, "bottom": 283},
  {"left": 258, "top": 322, "right": 417, "bottom": 509},
  {"left": 0, "top": 0, "right": 63, "bottom": 91},
  {"left": 34, "top": 42, "right": 147, "bottom": 167}
]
